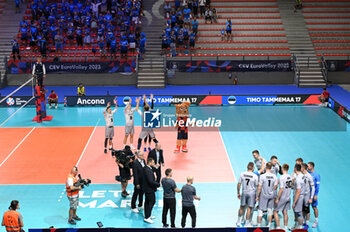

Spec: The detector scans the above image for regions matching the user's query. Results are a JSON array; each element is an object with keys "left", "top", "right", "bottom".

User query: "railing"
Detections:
[
  {"left": 166, "top": 53, "right": 291, "bottom": 61},
  {"left": 292, "top": 54, "right": 300, "bottom": 87},
  {"left": 320, "top": 53, "right": 328, "bottom": 86}
]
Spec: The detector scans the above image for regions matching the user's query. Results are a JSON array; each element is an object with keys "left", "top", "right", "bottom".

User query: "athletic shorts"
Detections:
[
  {"left": 177, "top": 130, "right": 188, "bottom": 140},
  {"left": 67, "top": 195, "right": 79, "bottom": 210},
  {"left": 259, "top": 196, "right": 274, "bottom": 211},
  {"left": 241, "top": 193, "right": 256, "bottom": 208},
  {"left": 105, "top": 126, "right": 114, "bottom": 139},
  {"left": 139, "top": 128, "right": 155, "bottom": 139},
  {"left": 125, "top": 125, "right": 134, "bottom": 135},
  {"left": 303, "top": 193, "right": 312, "bottom": 206},
  {"left": 293, "top": 197, "right": 304, "bottom": 213},
  {"left": 275, "top": 199, "right": 291, "bottom": 212}
]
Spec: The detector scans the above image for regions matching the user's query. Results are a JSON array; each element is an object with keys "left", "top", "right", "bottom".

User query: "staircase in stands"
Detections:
[
  {"left": 0, "top": 0, "right": 24, "bottom": 87},
  {"left": 137, "top": 0, "right": 165, "bottom": 89},
  {"left": 277, "top": 0, "right": 326, "bottom": 88}
]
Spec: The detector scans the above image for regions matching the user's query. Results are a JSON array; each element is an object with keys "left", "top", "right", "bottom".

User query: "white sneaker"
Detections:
[
  {"left": 49, "top": 106, "right": 52, "bottom": 109},
  {"left": 150, "top": 216, "right": 156, "bottom": 219},
  {"left": 137, "top": 206, "right": 144, "bottom": 211},
  {"left": 131, "top": 208, "right": 139, "bottom": 213},
  {"left": 144, "top": 218, "right": 154, "bottom": 224},
  {"left": 55, "top": 105, "right": 57, "bottom": 109},
  {"left": 245, "top": 222, "right": 252, "bottom": 227},
  {"left": 236, "top": 222, "right": 242, "bottom": 227},
  {"left": 312, "top": 221, "right": 318, "bottom": 228},
  {"left": 130, "top": 144, "right": 135, "bottom": 150}
]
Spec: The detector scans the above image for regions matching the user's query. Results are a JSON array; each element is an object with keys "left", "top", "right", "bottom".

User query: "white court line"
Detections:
[
  {"left": 0, "top": 127, "right": 36, "bottom": 168},
  {"left": 76, "top": 118, "right": 100, "bottom": 166},
  {"left": 219, "top": 130, "right": 237, "bottom": 183}
]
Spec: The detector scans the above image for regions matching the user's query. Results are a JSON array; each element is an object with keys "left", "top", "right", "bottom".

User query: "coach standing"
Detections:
[
  {"left": 161, "top": 168, "right": 181, "bottom": 228},
  {"left": 181, "top": 176, "right": 201, "bottom": 228},
  {"left": 131, "top": 152, "right": 145, "bottom": 213},
  {"left": 148, "top": 143, "right": 164, "bottom": 183},
  {"left": 32, "top": 57, "right": 46, "bottom": 88},
  {"left": 143, "top": 157, "right": 160, "bottom": 224}
]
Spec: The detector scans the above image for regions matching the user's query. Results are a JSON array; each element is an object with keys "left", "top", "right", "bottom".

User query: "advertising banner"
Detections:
[
  {"left": 328, "top": 97, "right": 350, "bottom": 122},
  {"left": 167, "top": 60, "right": 291, "bottom": 72},
  {"left": 64, "top": 94, "right": 321, "bottom": 106},
  {"left": 7, "top": 60, "right": 136, "bottom": 74},
  {"left": 0, "top": 96, "right": 35, "bottom": 107}
]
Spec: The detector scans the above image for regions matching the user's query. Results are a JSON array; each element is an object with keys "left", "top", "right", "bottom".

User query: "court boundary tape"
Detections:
[
  {"left": 0, "top": 127, "right": 36, "bottom": 168},
  {"left": 218, "top": 131, "right": 237, "bottom": 182},
  {"left": 76, "top": 118, "right": 100, "bottom": 166}
]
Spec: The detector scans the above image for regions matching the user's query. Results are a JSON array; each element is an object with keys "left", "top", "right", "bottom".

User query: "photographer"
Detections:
[
  {"left": 2, "top": 200, "right": 24, "bottom": 232},
  {"left": 66, "top": 166, "right": 82, "bottom": 225},
  {"left": 113, "top": 145, "right": 135, "bottom": 197}
]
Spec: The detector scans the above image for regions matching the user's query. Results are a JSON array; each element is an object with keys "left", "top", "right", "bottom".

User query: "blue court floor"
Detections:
[{"left": 0, "top": 104, "right": 349, "bottom": 231}]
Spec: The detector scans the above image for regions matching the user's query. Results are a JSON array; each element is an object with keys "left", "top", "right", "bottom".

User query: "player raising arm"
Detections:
[
  {"left": 123, "top": 97, "right": 141, "bottom": 150},
  {"left": 103, "top": 99, "right": 117, "bottom": 154}
]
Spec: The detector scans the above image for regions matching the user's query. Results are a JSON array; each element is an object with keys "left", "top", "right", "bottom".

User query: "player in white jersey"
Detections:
[
  {"left": 270, "top": 156, "right": 283, "bottom": 176},
  {"left": 291, "top": 163, "right": 305, "bottom": 230},
  {"left": 123, "top": 97, "right": 141, "bottom": 150},
  {"left": 291, "top": 157, "right": 303, "bottom": 181},
  {"left": 301, "top": 163, "right": 315, "bottom": 228},
  {"left": 236, "top": 162, "right": 259, "bottom": 227},
  {"left": 274, "top": 164, "right": 292, "bottom": 231},
  {"left": 256, "top": 162, "right": 277, "bottom": 228},
  {"left": 252, "top": 150, "right": 267, "bottom": 175},
  {"left": 103, "top": 100, "right": 117, "bottom": 153}
]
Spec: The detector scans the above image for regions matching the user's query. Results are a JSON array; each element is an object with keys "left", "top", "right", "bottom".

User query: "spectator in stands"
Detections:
[
  {"left": 55, "top": 31, "right": 64, "bottom": 52},
  {"left": 170, "top": 32, "right": 176, "bottom": 57},
  {"left": 76, "top": 27, "right": 83, "bottom": 47},
  {"left": 226, "top": 19, "right": 232, "bottom": 41},
  {"left": 77, "top": 83, "right": 85, "bottom": 96},
  {"left": 175, "top": 0, "right": 181, "bottom": 11},
  {"left": 47, "top": 90, "right": 58, "bottom": 109},
  {"left": 199, "top": 0, "right": 206, "bottom": 17},
  {"left": 318, "top": 88, "right": 329, "bottom": 105},
  {"left": 183, "top": 5, "right": 191, "bottom": 26},
  {"left": 220, "top": 27, "right": 226, "bottom": 41},
  {"left": 189, "top": 31, "right": 196, "bottom": 53},
  {"left": 120, "top": 36, "right": 129, "bottom": 58},
  {"left": 15, "top": 0, "right": 20, "bottom": 13},
  {"left": 11, "top": 39, "right": 21, "bottom": 61},
  {"left": 205, "top": 0, "right": 211, "bottom": 7},
  {"left": 178, "top": 30, "right": 185, "bottom": 54},
  {"left": 191, "top": 17, "right": 199, "bottom": 35},
  {"left": 84, "top": 32, "right": 91, "bottom": 46},
  {"left": 139, "top": 33, "right": 147, "bottom": 60},
  {"left": 161, "top": 34, "right": 168, "bottom": 55},
  {"left": 204, "top": 7, "right": 212, "bottom": 24},
  {"left": 181, "top": 0, "right": 188, "bottom": 10},
  {"left": 98, "top": 40, "right": 106, "bottom": 56},
  {"left": 38, "top": 35, "right": 47, "bottom": 58},
  {"left": 192, "top": 0, "right": 198, "bottom": 17},
  {"left": 164, "top": 2, "right": 171, "bottom": 19},
  {"left": 110, "top": 37, "right": 117, "bottom": 57},
  {"left": 294, "top": 0, "right": 303, "bottom": 12},
  {"left": 211, "top": 8, "right": 217, "bottom": 23},
  {"left": 129, "top": 33, "right": 136, "bottom": 53},
  {"left": 20, "top": 24, "right": 28, "bottom": 45}
]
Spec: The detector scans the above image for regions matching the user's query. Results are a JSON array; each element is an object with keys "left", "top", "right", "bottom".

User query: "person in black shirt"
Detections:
[
  {"left": 142, "top": 157, "right": 160, "bottom": 224},
  {"left": 32, "top": 57, "right": 46, "bottom": 87},
  {"left": 131, "top": 152, "right": 145, "bottom": 213},
  {"left": 11, "top": 39, "right": 21, "bottom": 61},
  {"left": 148, "top": 143, "right": 164, "bottom": 183},
  {"left": 161, "top": 168, "right": 181, "bottom": 228}
]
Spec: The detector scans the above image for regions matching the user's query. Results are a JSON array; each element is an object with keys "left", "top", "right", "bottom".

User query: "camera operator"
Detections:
[
  {"left": 2, "top": 200, "right": 24, "bottom": 232},
  {"left": 66, "top": 166, "right": 82, "bottom": 225},
  {"left": 113, "top": 145, "right": 135, "bottom": 197}
]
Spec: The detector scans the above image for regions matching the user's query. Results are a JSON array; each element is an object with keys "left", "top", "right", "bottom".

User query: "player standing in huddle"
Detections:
[
  {"left": 252, "top": 150, "right": 267, "bottom": 175},
  {"left": 256, "top": 162, "right": 277, "bottom": 228},
  {"left": 292, "top": 158, "right": 303, "bottom": 181},
  {"left": 103, "top": 100, "right": 117, "bottom": 154},
  {"left": 307, "top": 162, "right": 320, "bottom": 228},
  {"left": 123, "top": 97, "right": 141, "bottom": 150},
  {"left": 137, "top": 94, "right": 159, "bottom": 151},
  {"left": 291, "top": 164, "right": 305, "bottom": 230},
  {"left": 274, "top": 164, "right": 292, "bottom": 231},
  {"left": 236, "top": 162, "right": 258, "bottom": 227},
  {"left": 301, "top": 163, "right": 315, "bottom": 229},
  {"left": 270, "top": 156, "right": 283, "bottom": 176}
]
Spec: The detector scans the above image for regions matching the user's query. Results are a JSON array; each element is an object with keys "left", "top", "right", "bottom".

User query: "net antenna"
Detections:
[{"left": 0, "top": 76, "right": 35, "bottom": 127}]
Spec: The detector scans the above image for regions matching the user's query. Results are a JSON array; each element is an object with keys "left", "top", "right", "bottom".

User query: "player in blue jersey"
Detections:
[{"left": 307, "top": 162, "right": 320, "bottom": 228}]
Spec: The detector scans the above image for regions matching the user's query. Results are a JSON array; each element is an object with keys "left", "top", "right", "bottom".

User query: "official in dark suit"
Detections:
[
  {"left": 131, "top": 152, "right": 145, "bottom": 213},
  {"left": 143, "top": 157, "right": 160, "bottom": 224},
  {"left": 148, "top": 143, "right": 164, "bottom": 183}
]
